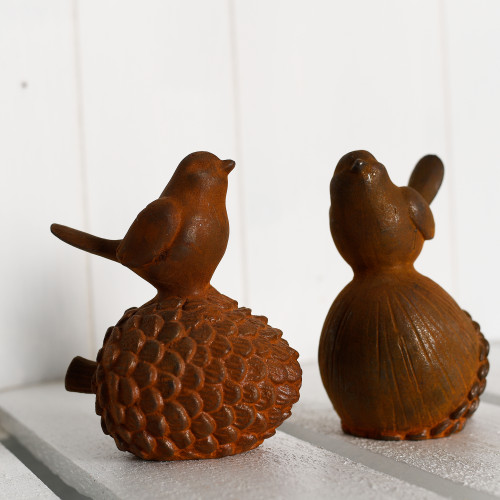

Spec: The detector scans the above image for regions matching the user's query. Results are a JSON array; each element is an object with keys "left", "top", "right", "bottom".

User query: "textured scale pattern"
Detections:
[{"left": 92, "top": 287, "right": 302, "bottom": 460}]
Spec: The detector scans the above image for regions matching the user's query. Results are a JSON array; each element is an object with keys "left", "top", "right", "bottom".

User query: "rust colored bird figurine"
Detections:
[
  {"left": 52, "top": 152, "right": 301, "bottom": 460},
  {"left": 319, "top": 151, "right": 489, "bottom": 440}
]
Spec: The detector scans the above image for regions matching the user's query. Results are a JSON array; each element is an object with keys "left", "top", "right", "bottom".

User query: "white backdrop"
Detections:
[{"left": 1, "top": 0, "right": 499, "bottom": 390}]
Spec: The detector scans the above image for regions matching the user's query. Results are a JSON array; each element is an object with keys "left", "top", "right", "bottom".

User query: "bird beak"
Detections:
[{"left": 222, "top": 160, "right": 236, "bottom": 174}]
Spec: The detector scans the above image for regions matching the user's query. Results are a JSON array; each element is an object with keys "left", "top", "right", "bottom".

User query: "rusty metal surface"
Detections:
[
  {"left": 52, "top": 152, "right": 301, "bottom": 460},
  {"left": 319, "top": 151, "right": 488, "bottom": 440}
]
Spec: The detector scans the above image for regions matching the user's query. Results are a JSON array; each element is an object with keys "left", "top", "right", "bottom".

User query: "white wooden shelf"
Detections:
[
  {"left": 0, "top": 343, "right": 498, "bottom": 499},
  {"left": 0, "top": 441, "right": 57, "bottom": 499}
]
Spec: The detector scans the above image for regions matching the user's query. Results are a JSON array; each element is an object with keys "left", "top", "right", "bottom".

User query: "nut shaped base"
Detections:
[
  {"left": 340, "top": 328, "right": 488, "bottom": 441},
  {"left": 319, "top": 272, "right": 489, "bottom": 441},
  {"left": 93, "top": 287, "right": 302, "bottom": 460}
]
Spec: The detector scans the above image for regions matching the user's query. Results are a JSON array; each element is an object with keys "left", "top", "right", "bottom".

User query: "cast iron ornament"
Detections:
[
  {"left": 52, "top": 152, "right": 301, "bottom": 460},
  {"left": 319, "top": 151, "right": 489, "bottom": 440}
]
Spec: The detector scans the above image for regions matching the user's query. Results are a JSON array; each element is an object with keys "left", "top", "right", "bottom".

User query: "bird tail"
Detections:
[
  {"left": 51, "top": 223, "right": 120, "bottom": 262},
  {"left": 65, "top": 356, "right": 97, "bottom": 394},
  {"left": 408, "top": 155, "right": 444, "bottom": 205}
]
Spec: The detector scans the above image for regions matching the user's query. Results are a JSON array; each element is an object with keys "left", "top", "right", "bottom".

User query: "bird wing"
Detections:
[
  {"left": 50, "top": 223, "right": 121, "bottom": 262},
  {"left": 408, "top": 155, "right": 444, "bottom": 204},
  {"left": 116, "top": 197, "right": 182, "bottom": 269},
  {"left": 401, "top": 187, "right": 435, "bottom": 240}
]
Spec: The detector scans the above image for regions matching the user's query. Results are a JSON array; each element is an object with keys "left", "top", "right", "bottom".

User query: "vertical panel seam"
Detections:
[
  {"left": 228, "top": 0, "right": 250, "bottom": 304},
  {"left": 72, "top": 0, "right": 96, "bottom": 356},
  {"left": 438, "top": 0, "right": 460, "bottom": 297}
]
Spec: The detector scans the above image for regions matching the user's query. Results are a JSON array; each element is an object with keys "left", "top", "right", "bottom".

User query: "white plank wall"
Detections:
[
  {"left": 74, "top": 0, "right": 245, "bottom": 351},
  {"left": 232, "top": 0, "right": 453, "bottom": 361},
  {"left": 1, "top": 0, "right": 499, "bottom": 388},
  {"left": 0, "top": 0, "right": 92, "bottom": 390},
  {"left": 444, "top": 0, "right": 500, "bottom": 341}
]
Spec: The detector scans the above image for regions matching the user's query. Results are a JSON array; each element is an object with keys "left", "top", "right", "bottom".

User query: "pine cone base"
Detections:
[{"left": 92, "top": 287, "right": 302, "bottom": 460}]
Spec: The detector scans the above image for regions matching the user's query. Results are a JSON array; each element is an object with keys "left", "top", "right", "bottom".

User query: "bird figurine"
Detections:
[
  {"left": 52, "top": 152, "right": 301, "bottom": 460},
  {"left": 319, "top": 151, "right": 489, "bottom": 440}
]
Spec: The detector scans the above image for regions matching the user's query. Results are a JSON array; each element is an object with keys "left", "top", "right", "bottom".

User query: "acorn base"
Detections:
[{"left": 340, "top": 323, "right": 489, "bottom": 441}]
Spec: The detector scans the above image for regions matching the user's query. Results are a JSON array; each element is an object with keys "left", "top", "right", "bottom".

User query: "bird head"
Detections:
[
  {"left": 330, "top": 150, "right": 434, "bottom": 273},
  {"left": 332, "top": 150, "right": 393, "bottom": 194},
  {"left": 160, "top": 152, "right": 235, "bottom": 200}
]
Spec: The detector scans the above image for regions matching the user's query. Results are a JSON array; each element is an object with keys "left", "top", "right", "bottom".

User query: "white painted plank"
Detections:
[
  {"left": 444, "top": 0, "right": 500, "bottom": 342},
  {"left": 0, "top": 442, "right": 57, "bottom": 499},
  {"left": 232, "top": 0, "right": 454, "bottom": 362},
  {"left": 0, "top": 0, "right": 92, "bottom": 389},
  {"left": 73, "top": 0, "right": 246, "bottom": 352},
  {"left": 0, "top": 382, "right": 446, "bottom": 500},
  {"left": 285, "top": 359, "right": 500, "bottom": 497},
  {"left": 483, "top": 342, "right": 500, "bottom": 404}
]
